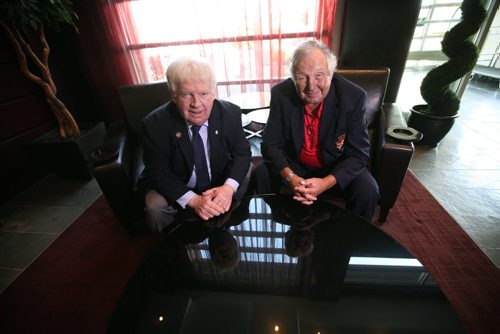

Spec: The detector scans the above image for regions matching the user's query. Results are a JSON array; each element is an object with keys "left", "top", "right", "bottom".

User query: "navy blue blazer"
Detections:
[
  {"left": 261, "top": 73, "right": 370, "bottom": 189},
  {"left": 142, "top": 99, "right": 251, "bottom": 203}
]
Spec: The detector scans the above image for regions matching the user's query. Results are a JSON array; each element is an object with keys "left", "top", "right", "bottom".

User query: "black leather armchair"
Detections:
[
  {"left": 334, "top": 68, "right": 414, "bottom": 222},
  {"left": 92, "top": 68, "right": 414, "bottom": 234},
  {"left": 92, "top": 81, "right": 171, "bottom": 234}
]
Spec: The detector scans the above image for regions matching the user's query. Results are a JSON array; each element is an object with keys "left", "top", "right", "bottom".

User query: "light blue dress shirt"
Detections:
[{"left": 177, "top": 121, "right": 239, "bottom": 208}]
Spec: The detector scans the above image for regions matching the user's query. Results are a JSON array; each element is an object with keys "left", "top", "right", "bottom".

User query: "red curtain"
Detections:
[
  {"left": 97, "top": 0, "right": 337, "bottom": 98},
  {"left": 74, "top": 0, "right": 137, "bottom": 122}
]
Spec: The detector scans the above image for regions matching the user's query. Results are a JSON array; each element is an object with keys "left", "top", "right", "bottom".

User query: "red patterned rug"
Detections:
[
  {"left": 0, "top": 172, "right": 498, "bottom": 333},
  {"left": 0, "top": 196, "right": 157, "bottom": 333},
  {"left": 376, "top": 172, "right": 500, "bottom": 334}
]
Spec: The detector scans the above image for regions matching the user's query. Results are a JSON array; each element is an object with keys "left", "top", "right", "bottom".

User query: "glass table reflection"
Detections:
[{"left": 108, "top": 195, "right": 465, "bottom": 334}]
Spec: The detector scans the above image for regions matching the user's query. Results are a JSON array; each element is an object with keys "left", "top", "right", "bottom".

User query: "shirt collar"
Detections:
[
  {"left": 304, "top": 101, "right": 324, "bottom": 118},
  {"left": 187, "top": 120, "right": 209, "bottom": 128}
]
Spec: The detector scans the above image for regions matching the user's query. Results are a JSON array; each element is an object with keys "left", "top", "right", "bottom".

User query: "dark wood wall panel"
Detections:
[
  {"left": 0, "top": 64, "right": 39, "bottom": 101},
  {"left": 339, "top": 0, "right": 421, "bottom": 102},
  {"left": 0, "top": 28, "right": 55, "bottom": 204},
  {"left": 0, "top": 95, "right": 53, "bottom": 142},
  {"left": 0, "top": 125, "right": 53, "bottom": 203}
]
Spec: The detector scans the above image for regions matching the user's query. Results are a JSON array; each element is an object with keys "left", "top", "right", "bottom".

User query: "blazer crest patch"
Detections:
[{"left": 336, "top": 134, "right": 346, "bottom": 150}]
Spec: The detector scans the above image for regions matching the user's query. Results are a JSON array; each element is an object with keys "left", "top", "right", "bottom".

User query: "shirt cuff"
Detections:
[
  {"left": 177, "top": 190, "right": 197, "bottom": 209},
  {"left": 225, "top": 178, "right": 239, "bottom": 193}
]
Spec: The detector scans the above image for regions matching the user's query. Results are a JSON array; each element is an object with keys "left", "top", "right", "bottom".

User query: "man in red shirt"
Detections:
[{"left": 255, "top": 40, "right": 379, "bottom": 221}]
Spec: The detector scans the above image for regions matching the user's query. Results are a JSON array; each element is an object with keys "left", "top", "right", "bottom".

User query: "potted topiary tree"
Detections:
[
  {"left": 0, "top": 0, "right": 105, "bottom": 178},
  {"left": 407, "top": 0, "right": 487, "bottom": 147}
]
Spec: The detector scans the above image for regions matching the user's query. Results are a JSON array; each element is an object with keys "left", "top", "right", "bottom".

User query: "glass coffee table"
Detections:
[{"left": 108, "top": 195, "right": 465, "bottom": 333}]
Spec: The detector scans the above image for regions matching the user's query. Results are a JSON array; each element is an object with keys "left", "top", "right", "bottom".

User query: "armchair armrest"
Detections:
[
  {"left": 91, "top": 121, "right": 142, "bottom": 234},
  {"left": 373, "top": 103, "right": 415, "bottom": 222}
]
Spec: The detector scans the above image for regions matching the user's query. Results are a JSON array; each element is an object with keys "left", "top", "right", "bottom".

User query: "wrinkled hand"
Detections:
[
  {"left": 202, "top": 184, "right": 234, "bottom": 214},
  {"left": 287, "top": 175, "right": 315, "bottom": 205},
  {"left": 293, "top": 176, "right": 335, "bottom": 205},
  {"left": 187, "top": 194, "right": 224, "bottom": 221}
]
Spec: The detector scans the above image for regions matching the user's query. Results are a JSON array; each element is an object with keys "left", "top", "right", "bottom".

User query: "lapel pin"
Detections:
[
  {"left": 176, "top": 131, "right": 182, "bottom": 138},
  {"left": 215, "top": 130, "right": 219, "bottom": 135}
]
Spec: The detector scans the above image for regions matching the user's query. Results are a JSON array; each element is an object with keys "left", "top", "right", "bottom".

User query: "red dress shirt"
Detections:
[{"left": 299, "top": 102, "right": 324, "bottom": 168}]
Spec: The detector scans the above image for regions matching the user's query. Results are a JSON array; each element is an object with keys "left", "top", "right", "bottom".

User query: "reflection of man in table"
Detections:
[
  {"left": 262, "top": 195, "right": 331, "bottom": 258},
  {"left": 282, "top": 205, "right": 331, "bottom": 258},
  {"left": 255, "top": 40, "right": 379, "bottom": 221},
  {"left": 209, "top": 228, "right": 240, "bottom": 272}
]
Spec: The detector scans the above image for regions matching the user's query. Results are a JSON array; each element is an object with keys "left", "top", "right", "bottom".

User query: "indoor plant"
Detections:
[
  {"left": 407, "top": 0, "right": 487, "bottom": 147},
  {"left": 0, "top": 0, "right": 80, "bottom": 138}
]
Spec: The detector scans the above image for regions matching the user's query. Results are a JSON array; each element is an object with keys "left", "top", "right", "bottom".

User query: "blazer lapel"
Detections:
[
  {"left": 207, "top": 105, "right": 222, "bottom": 173},
  {"left": 290, "top": 104, "right": 304, "bottom": 157},
  {"left": 319, "top": 79, "right": 338, "bottom": 146},
  {"left": 172, "top": 109, "right": 193, "bottom": 168}
]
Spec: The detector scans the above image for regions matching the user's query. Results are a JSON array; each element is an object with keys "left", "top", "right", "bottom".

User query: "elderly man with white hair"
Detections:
[
  {"left": 141, "top": 56, "right": 251, "bottom": 233},
  {"left": 256, "top": 40, "right": 379, "bottom": 221}
]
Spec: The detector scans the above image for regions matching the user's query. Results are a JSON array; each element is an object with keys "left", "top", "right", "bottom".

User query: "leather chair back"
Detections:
[
  {"left": 336, "top": 68, "right": 390, "bottom": 127},
  {"left": 117, "top": 81, "right": 171, "bottom": 144}
]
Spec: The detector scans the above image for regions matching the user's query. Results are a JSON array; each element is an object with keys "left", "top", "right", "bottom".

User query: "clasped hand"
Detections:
[
  {"left": 291, "top": 176, "right": 335, "bottom": 205},
  {"left": 188, "top": 184, "right": 234, "bottom": 220}
]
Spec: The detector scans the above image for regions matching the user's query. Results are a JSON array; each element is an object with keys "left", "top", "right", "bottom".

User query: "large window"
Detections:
[
  {"left": 397, "top": 0, "right": 499, "bottom": 111},
  {"left": 105, "top": 0, "right": 336, "bottom": 97},
  {"left": 406, "top": 0, "right": 467, "bottom": 71}
]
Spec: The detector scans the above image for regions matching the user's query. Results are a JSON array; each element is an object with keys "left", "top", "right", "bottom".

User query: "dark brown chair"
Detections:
[
  {"left": 334, "top": 68, "right": 414, "bottom": 222},
  {"left": 91, "top": 81, "right": 171, "bottom": 234},
  {"left": 92, "top": 68, "right": 414, "bottom": 234}
]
